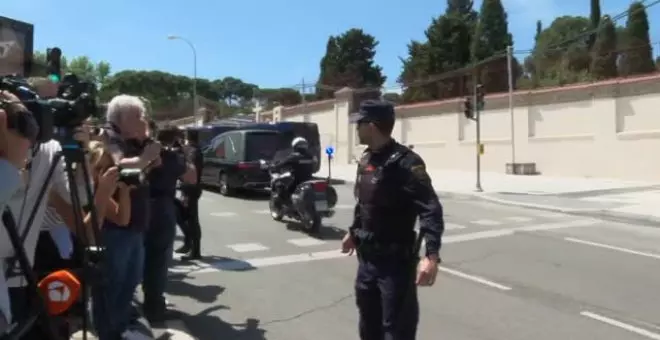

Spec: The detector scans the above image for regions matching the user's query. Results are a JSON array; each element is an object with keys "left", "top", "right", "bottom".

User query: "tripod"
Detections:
[{"left": 2, "top": 138, "right": 102, "bottom": 340}]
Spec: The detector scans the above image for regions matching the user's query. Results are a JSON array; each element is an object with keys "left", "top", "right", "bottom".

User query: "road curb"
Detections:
[
  {"left": 321, "top": 177, "right": 660, "bottom": 226},
  {"left": 465, "top": 193, "right": 660, "bottom": 227}
]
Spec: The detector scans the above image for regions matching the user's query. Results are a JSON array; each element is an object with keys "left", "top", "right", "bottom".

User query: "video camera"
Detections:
[{"left": 0, "top": 73, "right": 99, "bottom": 143}]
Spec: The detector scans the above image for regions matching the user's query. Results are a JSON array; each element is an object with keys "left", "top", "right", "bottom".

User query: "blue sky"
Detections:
[{"left": 4, "top": 0, "right": 659, "bottom": 90}]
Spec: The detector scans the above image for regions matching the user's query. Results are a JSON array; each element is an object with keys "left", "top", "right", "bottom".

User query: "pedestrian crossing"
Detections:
[{"left": 209, "top": 213, "right": 573, "bottom": 256}]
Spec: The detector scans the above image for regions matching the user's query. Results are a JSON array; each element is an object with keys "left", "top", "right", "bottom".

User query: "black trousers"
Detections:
[
  {"left": 185, "top": 195, "right": 201, "bottom": 253},
  {"left": 355, "top": 255, "right": 419, "bottom": 340},
  {"left": 175, "top": 194, "right": 201, "bottom": 252},
  {"left": 174, "top": 198, "right": 190, "bottom": 245}
]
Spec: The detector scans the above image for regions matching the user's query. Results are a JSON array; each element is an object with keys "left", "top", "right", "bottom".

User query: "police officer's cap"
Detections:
[{"left": 349, "top": 100, "right": 395, "bottom": 124}]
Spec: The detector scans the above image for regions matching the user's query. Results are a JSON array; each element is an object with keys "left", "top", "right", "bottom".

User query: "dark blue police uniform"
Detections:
[{"left": 349, "top": 101, "right": 444, "bottom": 340}]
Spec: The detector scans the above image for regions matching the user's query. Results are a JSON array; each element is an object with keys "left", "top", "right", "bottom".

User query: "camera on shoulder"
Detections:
[{"left": 0, "top": 73, "right": 100, "bottom": 144}]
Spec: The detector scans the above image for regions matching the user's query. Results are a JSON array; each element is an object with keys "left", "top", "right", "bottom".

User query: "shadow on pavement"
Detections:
[
  {"left": 202, "top": 186, "right": 271, "bottom": 201},
  {"left": 167, "top": 280, "right": 225, "bottom": 304},
  {"left": 285, "top": 221, "right": 347, "bottom": 241},
  {"left": 164, "top": 307, "right": 267, "bottom": 340}
]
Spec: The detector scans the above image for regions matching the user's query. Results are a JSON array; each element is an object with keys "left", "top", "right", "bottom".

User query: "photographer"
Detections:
[
  {"left": 97, "top": 94, "right": 158, "bottom": 339},
  {"left": 1, "top": 79, "right": 101, "bottom": 339},
  {"left": 0, "top": 90, "right": 37, "bottom": 334},
  {"left": 142, "top": 125, "right": 195, "bottom": 323}
]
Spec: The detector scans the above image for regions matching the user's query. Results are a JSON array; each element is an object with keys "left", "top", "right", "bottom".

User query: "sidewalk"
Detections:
[{"left": 319, "top": 164, "right": 660, "bottom": 225}]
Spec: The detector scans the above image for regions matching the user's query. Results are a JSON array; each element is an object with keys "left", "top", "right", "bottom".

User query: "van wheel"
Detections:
[{"left": 219, "top": 173, "right": 233, "bottom": 196}]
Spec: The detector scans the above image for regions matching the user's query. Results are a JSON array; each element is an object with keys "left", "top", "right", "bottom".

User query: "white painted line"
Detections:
[
  {"left": 445, "top": 229, "right": 515, "bottom": 243},
  {"left": 227, "top": 243, "right": 269, "bottom": 253},
  {"left": 438, "top": 266, "right": 512, "bottom": 291},
  {"left": 252, "top": 209, "right": 271, "bottom": 214},
  {"left": 189, "top": 219, "right": 599, "bottom": 274},
  {"left": 334, "top": 204, "right": 354, "bottom": 210},
  {"left": 537, "top": 212, "right": 566, "bottom": 218},
  {"left": 191, "top": 250, "right": 344, "bottom": 273},
  {"left": 580, "top": 311, "right": 660, "bottom": 339},
  {"left": 565, "top": 237, "right": 660, "bottom": 260},
  {"left": 519, "top": 219, "right": 598, "bottom": 232},
  {"left": 445, "top": 223, "right": 467, "bottom": 230},
  {"left": 445, "top": 220, "right": 598, "bottom": 244},
  {"left": 507, "top": 216, "right": 533, "bottom": 222},
  {"left": 161, "top": 320, "right": 197, "bottom": 340},
  {"left": 210, "top": 212, "right": 237, "bottom": 217},
  {"left": 471, "top": 219, "right": 502, "bottom": 226},
  {"left": 287, "top": 237, "right": 327, "bottom": 247}
]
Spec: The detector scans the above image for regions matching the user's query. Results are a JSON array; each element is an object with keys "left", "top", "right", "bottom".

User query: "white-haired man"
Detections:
[{"left": 92, "top": 94, "right": 160, "bottom": 340}]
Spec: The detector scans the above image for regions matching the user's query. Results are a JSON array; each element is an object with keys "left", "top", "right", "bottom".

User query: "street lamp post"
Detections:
[{"left": 167, "top": 35, "right": 199, "bottom": 125}]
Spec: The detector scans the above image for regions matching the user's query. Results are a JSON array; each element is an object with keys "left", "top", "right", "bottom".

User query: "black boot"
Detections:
[
  {"left": 181, "top": 251, "right": 201, "bottom": 261},
  {"left": 182, "top": 242, "right": 201, "bottom": 261},
  {"left": 175, "top": 244, "right": 191, "bottom": 254}
]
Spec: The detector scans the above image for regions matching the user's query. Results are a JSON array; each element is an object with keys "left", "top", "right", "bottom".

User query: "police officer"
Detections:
[{"left": 341, "top": 100, "right": 444, "bottom": 340}]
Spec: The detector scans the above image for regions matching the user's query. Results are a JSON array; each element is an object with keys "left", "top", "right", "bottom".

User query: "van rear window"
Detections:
[{"left": 245, "top": 132, "right": 283, "bottom": 161}]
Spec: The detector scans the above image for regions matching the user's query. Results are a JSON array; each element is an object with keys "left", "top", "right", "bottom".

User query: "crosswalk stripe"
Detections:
[
  {"left": 227, "top": 242, "right": 269, "bottom": 252},
  {"left": 446, "top": 223, "right": 467, "bottom": 230},
  {"left": 287, "top": 237, "right": 326, "bottom": 247},
  {"left": 471, "top": 219, "right": 502, "bottom": 226},
  {"left": 210, "top": 212, "right": 237, "bottom": 217}
]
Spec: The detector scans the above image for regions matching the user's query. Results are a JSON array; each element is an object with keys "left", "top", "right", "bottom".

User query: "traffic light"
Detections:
[
  {"left": 463, "top": 97, "right": 474, "bottom": 120},
  {"left": 46, "top": 47, "right": 62, "bottom": 82},
  {"left": 476, "top": 84, "right": 485, "bottom": 110}
]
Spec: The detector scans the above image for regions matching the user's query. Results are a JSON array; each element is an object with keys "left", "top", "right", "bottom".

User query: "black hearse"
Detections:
[{"left": 201, "top": 129, "right": 284, "bottom": 195}]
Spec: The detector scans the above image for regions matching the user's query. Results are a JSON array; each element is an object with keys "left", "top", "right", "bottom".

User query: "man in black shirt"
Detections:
[
  {"left": 177, "top": 129, "right": 203, "bottom": 260},
  {"left": 341, "top": 100, "right": 444, "bottom": 340},
  {"left": 142, "top": 125, "right": 196, "bottom": 322}
]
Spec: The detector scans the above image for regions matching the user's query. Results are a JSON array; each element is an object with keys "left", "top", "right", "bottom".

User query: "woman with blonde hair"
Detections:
[{"left": 87, "top": 140, "right": 141, "bottom": 340}]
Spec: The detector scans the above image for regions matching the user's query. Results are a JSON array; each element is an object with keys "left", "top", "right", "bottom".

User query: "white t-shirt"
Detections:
[
  {"left": 42, "top": 159, "right": 91, "bottom": 259},
  {"left": 2, "top": 140, "right": 68, "bottom": 289},
  {"left": 0, "top": 159, "right": 22, "bottom": 327}
]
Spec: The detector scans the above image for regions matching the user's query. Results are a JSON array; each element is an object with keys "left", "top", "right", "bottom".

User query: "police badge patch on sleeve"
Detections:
[{"left": 411, "top": 164, "right": 427, "bottom": 179}]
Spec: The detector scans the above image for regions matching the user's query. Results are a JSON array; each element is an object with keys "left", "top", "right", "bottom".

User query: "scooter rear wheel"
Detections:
[{"left": 269, "top": 197, "right": 284, "bottom": 221}]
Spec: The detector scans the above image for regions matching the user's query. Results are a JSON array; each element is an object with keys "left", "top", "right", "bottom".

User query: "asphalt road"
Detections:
[{"left": 146, "top": 184, "right": 660, "bottom": 339}]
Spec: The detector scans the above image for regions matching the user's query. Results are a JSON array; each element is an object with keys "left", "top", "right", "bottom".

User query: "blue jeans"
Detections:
[
  {"left": 93, "top": 228, "right": 144, "bottom": 340},
  {"left": 142, "top": 197, "right": 177, "bottom": 313}
]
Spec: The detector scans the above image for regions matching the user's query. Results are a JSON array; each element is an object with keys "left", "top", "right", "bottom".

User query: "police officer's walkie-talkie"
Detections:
[{"left": 46, "top": 47, "right": 62, "bottom": 83}]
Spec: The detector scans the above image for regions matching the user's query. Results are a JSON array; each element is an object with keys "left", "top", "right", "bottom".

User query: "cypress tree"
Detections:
[
  {"left": 471, "top": 0, "right": 514, "bottom": 92},
  {"left": 620, "top": 1, "right": 655, "bottom": 76},
  {"left": 588, "top": 0, "right": 601, "bottom": 49},
  {"left": 590, "top": 15, "right": 618, "bottom": 80}
]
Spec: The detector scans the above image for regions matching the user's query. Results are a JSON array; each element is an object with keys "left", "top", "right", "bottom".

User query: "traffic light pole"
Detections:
[{"left": 474, "top": 85, "right": 483, "bottom": 192}]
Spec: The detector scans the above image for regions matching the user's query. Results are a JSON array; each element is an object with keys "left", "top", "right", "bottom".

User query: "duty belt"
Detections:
[{"left": 357, "top": 242, "right": 413, "bottom": 258}]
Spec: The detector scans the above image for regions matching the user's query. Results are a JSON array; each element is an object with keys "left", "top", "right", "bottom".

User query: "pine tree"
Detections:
[
  {"left": 590, "top": 15, "right": 618, "bottom": 80},
  {"left": 620, "top": 1, "right": 655, "bottom": 76},
  {"left": 315, "top": 29, "right": 385, "bottom": 99}
]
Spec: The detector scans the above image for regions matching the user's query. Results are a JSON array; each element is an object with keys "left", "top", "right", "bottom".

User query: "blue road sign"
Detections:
[{"left": 325, "top": 146, "right": 334, "bottom": 156}]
